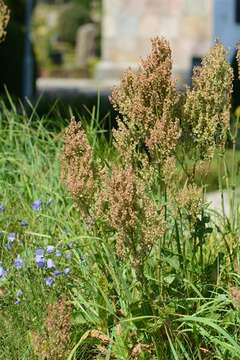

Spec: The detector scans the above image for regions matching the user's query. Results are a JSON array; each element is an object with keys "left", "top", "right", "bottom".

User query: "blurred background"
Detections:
[{"left": 1, "top": 0, "right": 240, "bottom": 118}]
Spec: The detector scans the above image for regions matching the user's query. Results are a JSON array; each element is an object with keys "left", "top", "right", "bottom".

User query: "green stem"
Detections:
[
  {"left": 175, "top": 219, "right": 184, "bottom": 271},
  {"left": 230, "top": 115, "right": 239, "bottom": 228}
]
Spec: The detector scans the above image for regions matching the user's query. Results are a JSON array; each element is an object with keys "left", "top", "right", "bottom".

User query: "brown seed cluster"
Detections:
[
  {"left": 60, "top": 37, "right": 233, "bottom": 263},
  {"left": 102, "top": 165, "right": 165, "bottom": 261},
  {"left": 229, "top": 287, "right": 240, "bottom": 308},
  {"left": 174, "top": 184, "right": 203, "bottom": 221},
  {"left": 237, "top": 46, "right": 240, "bottom": 81},
  {"left": 106, "top": 166, "right": 136, "bottom": 232},
  {"left": 0, "top": 0, "right": 9, "bottom": 43},
  {"left": 61, "top": 118, "right": 97, "bottom": 220},
  {"left": 111, "top": 37, "right": 180, "bottom": 166},
  {"left": 130, "top": 343, "right": 152, "bottom": 358},
  {"left": 183, "top": 42, "right": 233, "bottom": 160},
  {"left": 146, "top": 107, "right": 181, "bottom": 164},
  {"left": 31, "top": 298, "right": 72, "bottom": 360}
]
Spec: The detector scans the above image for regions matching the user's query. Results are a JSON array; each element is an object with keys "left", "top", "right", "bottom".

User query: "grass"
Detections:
[
  {"left": 0, "top": 99, "right": 240, "bottom": 359},
  {"left": 195, "top": 148, "right": 240, "bottom": 192},
  {"left": 0, "top": 100, "right": 79, "bottom": 359}
]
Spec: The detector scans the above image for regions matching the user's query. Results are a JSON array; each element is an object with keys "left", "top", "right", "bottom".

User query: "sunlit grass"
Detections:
[{"left": 0, "top": 100, "right": 240, "bottom": 359}]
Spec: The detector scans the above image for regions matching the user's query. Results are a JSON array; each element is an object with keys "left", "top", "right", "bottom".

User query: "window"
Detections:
[
  {"left": 235, "top": 0, "right": 240, "bottom": 23},
  {"left": 190, "top": 57, "right": 202, "bottom": 85}
]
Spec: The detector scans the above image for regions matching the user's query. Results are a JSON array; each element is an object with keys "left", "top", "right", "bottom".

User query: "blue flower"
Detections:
[
  {"left": 47, "top": 259, "right": 55, "bottom": 269},
  {"left": 0, "top": 204, "right": 5, "bottom": 212},
  {"left": 44, "top": 276, "right": 54, "bottom": 286},
  {"left": 6, "top": 233, "right": 16, "bottom": 249},
  {"left": 47, "top": 245, "right": 55, "bottom": 254},
  {"left": 14, "top": 255, "right": 24, "bottom": 269},
  {"left": 0, "top": 266, "right": 6, "bottom": 278},
  {"left": 52, "top": 270, "right": 61, "bottom": 276},
  {"left": 35, "top": 255, "right": 45, "bottom": 268},
  {"left": 63, "top": 267, "right": 70, "bottom": 275},
  {"left": 19, "top": 219, "right": 28, "bottom": 227},
  {"left": 7, "top": 233, "right": 16, "bottom": 242},
  {"left": 32, "top": 199, "right": 42, "bottom": 210},
  {"left": 35, "top": 248, "right": 44, "bottom": 257}
]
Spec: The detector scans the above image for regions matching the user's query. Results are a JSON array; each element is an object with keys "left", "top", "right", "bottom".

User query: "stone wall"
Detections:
[
  {"left": 213, "top": 0, "right": 240, "bottom": 62},
  {"left": 96, "top": 0, "right": 213, "bottom": 84}
]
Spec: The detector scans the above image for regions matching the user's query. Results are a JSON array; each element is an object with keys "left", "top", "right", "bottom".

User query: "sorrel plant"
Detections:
[{"left": 60, "top": 38, "right": 240, "bottom": 359}]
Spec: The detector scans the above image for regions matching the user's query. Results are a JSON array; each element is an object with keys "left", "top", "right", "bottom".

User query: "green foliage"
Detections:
[
  {"left": 1, "top": 38, "right": 240, "bottom": 359},
  {"left": 73, "top": 0, "right": 93, "bottom": 11},
  {"left": 59, "top": 38, "right": 240, "bottom": 359},
  {"left": 57, "top": 3, "right": 90, "bottom": 45},
  {"left": 1, "top": 95, "right": 240, "bottom": 359}
]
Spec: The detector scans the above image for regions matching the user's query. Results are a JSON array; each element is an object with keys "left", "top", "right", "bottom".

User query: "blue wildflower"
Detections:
[
  {"left": 0, "top": 266, "right": 6, "bottom": 278},
  {"left": 14, "top": 255, "right": 24, "bottom": 269},
  {"left": 63, "top": 267, "right": 70, "bottom": 275},
  {"left": 0, "top": 204, "right": 4, "bottom": 212},
  {"left": 35, "top": 255, "right": 45, "bottom": 268},
  {"left": 7, "top": 233, "right": 16, "bottom": 242},
  {"left": 6, "top": 233, "right": 16, "bottom": 250},
  {"left": 35, "top": 248, "right": 44, "bottom": 257},
  {"left": 19, "top": 219, "right": 28, "bottom": 227},
  {"left": 44, "top": 276, "right": 54, "bottom": 286},
  {"left": 47, "top": 245, "right": 55, "bottom": 254},
  {"left": 47, "top": 259, "right": 55, "bottom": 269},
  {"left": 32, "top": 199, "right": 42, "bottom": 210},
  {"left": 52, "top": 270, "right": 61, "bottom": 276}
]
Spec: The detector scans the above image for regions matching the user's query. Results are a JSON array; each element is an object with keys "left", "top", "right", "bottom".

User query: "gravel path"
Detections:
[{"left": 206, "top": 189, "right": 240, "bottom": 216}]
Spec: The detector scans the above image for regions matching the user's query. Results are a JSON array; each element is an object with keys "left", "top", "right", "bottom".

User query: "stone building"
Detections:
[
  {"left": 214, "top": 0, "right": 240, "bottom": 60},
  {"left": 96, "top": 0, "right": 240, "bottom": 84}
]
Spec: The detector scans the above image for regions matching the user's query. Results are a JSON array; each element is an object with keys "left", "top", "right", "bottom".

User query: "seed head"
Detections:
[
  {"left": 174, "top": 184, "right": 203, "bottom": 221},
  {"left": 111, "top": 37, "right": 179, "bottom": 166},
  {"left": 183, "top": 42, "right": 233, "bottom": 160},
  {"left": 102, "top": 166, "right": 165, "bottom": 262},
  {"left": 61, "top": 118, "right": 98, "bottom": 220},
  {"left": 0, "top": 1, "right": 9, "bottom": 43},
  {"left": 31, "top": 298, "right": 71, "bottom": 360}
]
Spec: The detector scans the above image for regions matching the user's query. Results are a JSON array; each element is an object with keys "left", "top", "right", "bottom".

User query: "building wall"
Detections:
[
  {"left": 213, "top": 0, "right": 240, "bottom": 61},
  {"left": 97, "top": 0, "right": 213, "bottom": 83}
]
